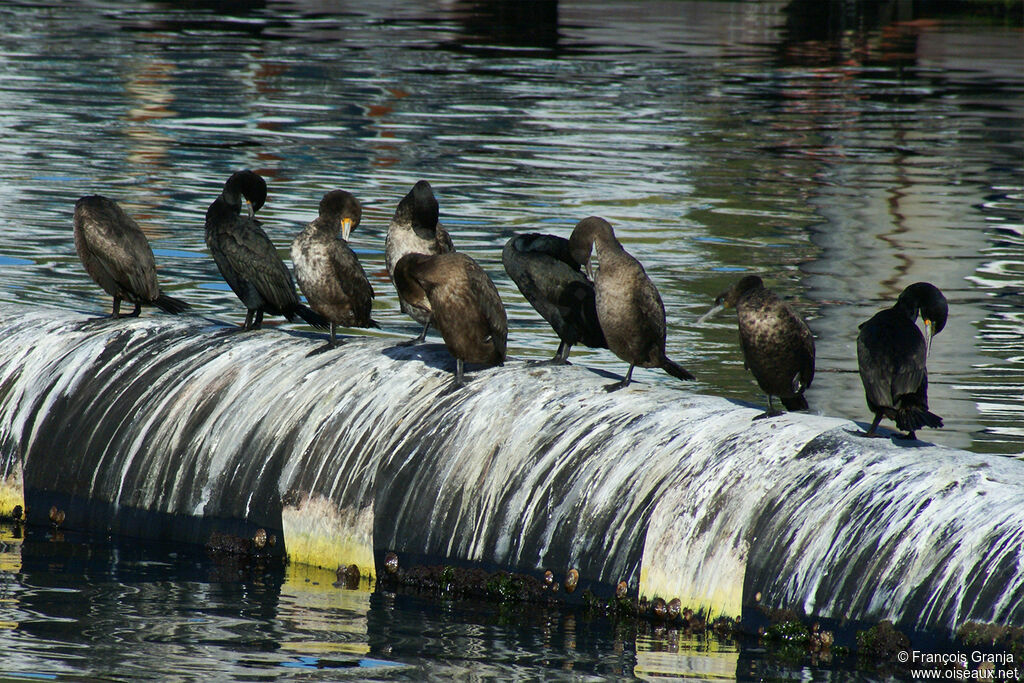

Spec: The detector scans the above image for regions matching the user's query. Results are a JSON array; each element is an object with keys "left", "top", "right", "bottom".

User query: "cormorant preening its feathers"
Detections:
[
  {"left": 502, "top": 232, "right": 606, "bottom": 364},
  {"left": 393, "top": 252, "right": 507, "bottom": 387},
  {"left": 205, "top": 170, "right": 327, "bottom": 331},
  {"left": 857, "top": 282, "right": 947, "bottom": 440}
]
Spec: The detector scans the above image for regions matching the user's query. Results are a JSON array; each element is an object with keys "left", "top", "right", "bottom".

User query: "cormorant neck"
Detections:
[
  {"left": 206, "top": 196, "right": 238, "bottom": 225},
  {"left": 894, "top": 296, "right": 919, "bottom": 322}
]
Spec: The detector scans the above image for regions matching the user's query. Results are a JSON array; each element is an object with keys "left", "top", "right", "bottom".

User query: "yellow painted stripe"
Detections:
[
  {"left": 0, "top": 461, "right": 23, "bottom": 519},
  {"left": 280, "top": 494, "right": 375, "bottom": 578}
]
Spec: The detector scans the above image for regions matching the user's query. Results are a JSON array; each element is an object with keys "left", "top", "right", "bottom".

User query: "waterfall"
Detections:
[{"left": 1, "top": 304, "right": 1021, "bottom": 637}]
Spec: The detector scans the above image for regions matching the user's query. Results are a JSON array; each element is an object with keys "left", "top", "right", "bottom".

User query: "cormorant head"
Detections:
[
  {"left": 698, "top": 274, "right": 765, "bottom": 324},
  {"left": 392, "top": 253, "right": 432, "bottom": 309},
  {"left": 897, "top": 282, "right": 948, "bottom": 352},
  {"left": 319, "top": 190, "right": 362, "bottom": 241},
  {"left": 221, "top": 170, "right": 267, "bottom": 218},
  {"left": 714, "top": 274, "right": 764, "bottom": 308},
  {"left": 568, "top": 216, "right": 615, "bottom": 279},
  {"left": 398, "top": 180, "right": 439, "bottom": 233}
]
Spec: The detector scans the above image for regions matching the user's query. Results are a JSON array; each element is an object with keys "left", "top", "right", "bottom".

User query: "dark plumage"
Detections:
[
  {"left": 502, "top": 232, "right": 606, "bottom": 364},
  {"left": 384, "top": 180, "right": 455, "bottom": 344},
  {"left": 204, "top": 170, "right": 327, "bottom": 331},
  {"left": 568, "top": 216, "right": 695, "bottom": 391},
  {"left": 73, "top": 195, "right": 190, "bottom": 318},
  {"left": 712, "top": 275, "right": 815, "bottom": 415},
  {"left": 857, "top": 282, "right": 947, "bottom": 439},
  {"left": 291, "top": 190, "right": 378, "bottom": 345},
  {"left": 392, "top": 252, "right": 507, "bottom": 387}
]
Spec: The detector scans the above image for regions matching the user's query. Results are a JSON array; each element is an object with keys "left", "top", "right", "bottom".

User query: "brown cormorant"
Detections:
[
  {"left": 73, "top": 195, "right": 190, "bottom": 318},
  {"left": 857, "top": 282, "right": 947, "bottom": 439},
  {"left": 703, "top": 275, "right": 815, "bottom": 416},
  {"left": 568, "top": 216, "right": 695, "bottom": 391},
  {"left": 384, "top": 180, "right": 454, "bottom": 344},
  {"left": 204, "top": 170, "right": 327, "bottom": 331},
  {"left": 291, "top": 190, "right": 378, "bottom": 345},
  {"left": 502, "top": 232, "right": 607, "bottom": 364},
  {"left": 392, "top": 252, "right": 507, "bottom": 387}
]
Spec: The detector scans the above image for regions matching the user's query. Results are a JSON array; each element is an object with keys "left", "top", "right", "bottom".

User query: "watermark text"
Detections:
[{"left": 898, "top": 650, "right": 1020, "bottom": 680}]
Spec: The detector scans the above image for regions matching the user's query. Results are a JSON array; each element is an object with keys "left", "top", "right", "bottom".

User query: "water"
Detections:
[
  {"left": 0, "top": 0, "right": 1022, "bottom": 679},
  {"left": 0, "top": 526, "right": 630, "bottom": 680},
  {"left": 0, "top": 525, "right": 759, "bottom": 680}
]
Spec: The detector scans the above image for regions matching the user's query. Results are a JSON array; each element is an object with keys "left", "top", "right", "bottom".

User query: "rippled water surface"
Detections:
[
  {"left": 0, "top": 525, "right": 798, "bottom": 681},
  {"left": 0, "top": 0, "right": 1022, "bottom": 678}
]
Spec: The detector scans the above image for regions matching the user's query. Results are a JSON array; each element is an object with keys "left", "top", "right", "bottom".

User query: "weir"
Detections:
[{"left": 0, "top": 304, "right": 1022, "bottom": 637}]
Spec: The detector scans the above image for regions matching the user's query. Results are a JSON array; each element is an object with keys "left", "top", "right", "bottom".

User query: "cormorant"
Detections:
[
  {"left": 384, "top": 180, "right": 454, "bottom": 344},
  {"left": 857, "top": 282, "right": 947, "bottom": 439},
  {"left": 73, "top": 195, "right": 190, "bottom": 318},
  {"left": 502, "top": 232, "right": 606, "bottom": 364},
  {"left": 568, "top": 216, "right": 695, "bottom": 391},
  {"left": 291, "top": 190, "right": 378, "bottom": 345},
  {"left": 204, "top": 170, "right": 327, "bottom": 331},
  {"left": 392, "top": 252, "right": 507, "bottom": 387},
  {"left": 702, "top": 275, "right": 815, "bottom": 416}
]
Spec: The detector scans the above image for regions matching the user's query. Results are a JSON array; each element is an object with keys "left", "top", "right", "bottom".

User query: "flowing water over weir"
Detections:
[{"left": 1, "top": 304, "right": 1022, "bottom": 638}]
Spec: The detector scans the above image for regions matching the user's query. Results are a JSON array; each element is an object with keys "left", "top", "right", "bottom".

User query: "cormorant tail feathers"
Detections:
[
  {"left": 153, "top": 293, "right": 190, "bottom": 315},
  {"left": 781, "top": 394, "right": 809, "bottom": 411},
  {"left": 661, "top": 358, "right": 696, "bottom": 381},
  {"left": 894, "top": 395, "right": 944, "bottom": 432},
  {"left": 294, "top": 304, "right": 330, "bottom": 330}
]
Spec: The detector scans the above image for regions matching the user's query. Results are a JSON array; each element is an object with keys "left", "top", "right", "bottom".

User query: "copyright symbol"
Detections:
[{"left": 897, "top": 651, "right": 909, "bottom": 663}]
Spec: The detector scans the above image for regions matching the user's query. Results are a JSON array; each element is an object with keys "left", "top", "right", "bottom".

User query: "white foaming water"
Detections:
[{"left": 0, "top": 304, "right": 1021, "bottom": 637}]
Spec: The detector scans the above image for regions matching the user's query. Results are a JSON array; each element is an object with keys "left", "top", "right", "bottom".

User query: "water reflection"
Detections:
[{"left": 3, "top": 525, "right": 889, "bottom": 679}]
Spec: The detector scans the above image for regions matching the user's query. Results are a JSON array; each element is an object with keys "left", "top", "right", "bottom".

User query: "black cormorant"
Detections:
[
  {"left": 857, "top": 282, "right": 947, "bottom": 439},
  {"left": 502, "top": 232, "right": 606, "bottom": 364},
  {"left": 291, "top": 190, "right": 377, "bottom": 345},
  {"left": 568, "top": 216, "right": 695, "bottom": 391},
  {"left": 204, "top": 170, "right": 327, "bottom": 331},
  {"left": 703, "top": 275, "right": 815, "bottom": 416},
  {"left": 392, "top": 252, "right": 507, "bottom": 387},
  {"left": 384, "top": 180, "right": 454, "bottom": 344},
  {"left": 73, "top": 195, "right": 190, "bottom": 318}
]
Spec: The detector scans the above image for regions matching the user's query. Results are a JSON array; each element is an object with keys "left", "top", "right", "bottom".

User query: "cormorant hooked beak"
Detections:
[
  {"left": 245, "top": 200, "right": 255, "bottom": 220},
  {"left": 924, "top": 318, "right": 935, "bottom": 355},
  {"left": 584, "top": 257, "right": 593, "bottom": 280},
  {"left": 341, "top": 217, "right": 354, "bottom": 242},
  {"left": 696, "top": 302, "right": 726, "bottom": 325}
]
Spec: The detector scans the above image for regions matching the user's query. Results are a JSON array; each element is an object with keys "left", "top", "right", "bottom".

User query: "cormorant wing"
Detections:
[
  {"left": 436, "top": 222, "right": 455, "bottom": 253},
  {"left": 635, "top": 267, "right": 669, "bottom": 341},
  {"left": 328, "top": 240, "right": 375, "bottom": 304},
  {"left": 78, "top": 212, "right": 160, "bottom": 300},
  {"left": 467, "top": 265, "right": 507, "bottom": 356},
  {"left": 216, "top": 218, "right": 297, "bottom": 312},
  {"left": 786, "top": 304, "right": 816, "bottom": 390}
]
